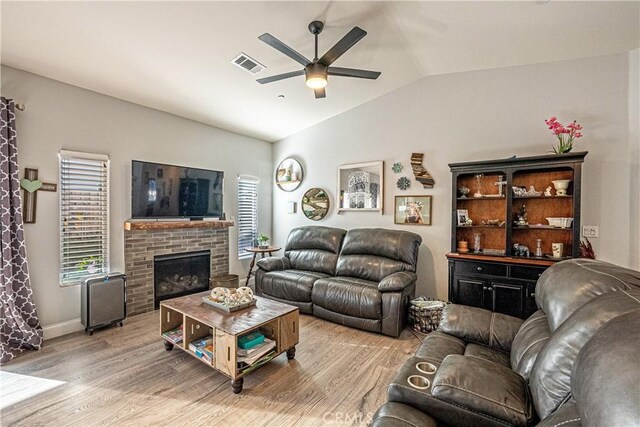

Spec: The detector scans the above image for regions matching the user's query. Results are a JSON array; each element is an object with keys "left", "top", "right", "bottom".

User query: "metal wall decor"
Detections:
[
  {"left": 302, "top": 188, "right": 329, "bottom": 221},
  {"left": 397, "top": 177, "right": 411, "bottom": 190},
  {"left": 275, "top": 158, "right": 304, "bottom": 192},
  {"left": 20, "top": 168, "right": 57, "bottom": 223},
  {"left": 337, "top": 161, "right": 384, "bottom": 214},
  {"left": 394, "top": 195, "right": 432, "bottom": 225}
]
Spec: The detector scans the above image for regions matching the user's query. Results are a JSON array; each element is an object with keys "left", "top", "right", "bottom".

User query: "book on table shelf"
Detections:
[
  {"left": 162, "top": 326, "right": 184, "bottom": 344},
  {"left": 238, "top": 331, "right": 265, "bottom": 350},
  {"left": 188, "top": 336, "right": 213, "bottom": 359},
  {"left": 237, "top": 338, "right": 276, "bottom": 366},
  {"left": 202, "top": 344, "right": 214, "bottom": 363}
]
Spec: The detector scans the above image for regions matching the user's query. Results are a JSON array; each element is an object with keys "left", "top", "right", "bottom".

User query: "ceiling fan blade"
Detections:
[
  {"left": 256, "top": 70, "right": 305, "bottom": 84},
  {"left": 258, "top": 33, "right": 311, "bottom": 67},
  {"left": 328, "top": 67, "right": 381, "bottom": 80},
  {"left": 318, "top": 27, "right": 367, "bottom": 66},
  {"left": 314, "top": 88, "right": 326, "bottom": 99}
]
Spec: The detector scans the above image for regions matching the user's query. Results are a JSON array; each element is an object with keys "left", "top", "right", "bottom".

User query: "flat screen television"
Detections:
[{"left": 131, "top": 160, "right": 223, "bottom": 219}]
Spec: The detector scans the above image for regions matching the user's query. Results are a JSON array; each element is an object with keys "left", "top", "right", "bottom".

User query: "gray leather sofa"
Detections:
[
  {"left": 255, "top": 226, "right": 422, "bottom": 337},
  {"left": 370, "top": 259, "right": 640, "bottom": 426}
]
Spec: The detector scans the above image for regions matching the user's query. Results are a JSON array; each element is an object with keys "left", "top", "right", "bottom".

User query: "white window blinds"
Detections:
[
  {"left": 59, "top": 150, "right": 110, "bottom": 285},
  {"left": 238, "top": 175, "right": 259, "bottom": 259}
]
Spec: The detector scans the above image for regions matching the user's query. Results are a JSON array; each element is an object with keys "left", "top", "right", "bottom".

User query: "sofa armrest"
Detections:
[
  {"left": 439, "top": 304, "right": 523, "bottom": 353},
  {"left": 431, "top": 354, "right": 534, "bottom": 427},
  {"left": 256, "top": 257, "right": 290, "bottom": 272},
  {"left": 378, "top": 272, "right": 417, "bottom": 293}
]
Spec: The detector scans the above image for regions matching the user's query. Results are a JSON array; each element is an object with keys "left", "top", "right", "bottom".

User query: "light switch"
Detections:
[{"left": 583, "top": 226, "right": 599, "bottom": 238}]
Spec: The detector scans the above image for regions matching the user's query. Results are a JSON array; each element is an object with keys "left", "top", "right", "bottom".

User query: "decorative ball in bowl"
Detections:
[{"left": 551, "top": 180, "right": 571, "bottom": 196}]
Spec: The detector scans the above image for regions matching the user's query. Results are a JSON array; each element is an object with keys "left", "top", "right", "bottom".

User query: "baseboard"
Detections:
[{"left": 42, "top": 318, "right": 84, "bottom": 340}]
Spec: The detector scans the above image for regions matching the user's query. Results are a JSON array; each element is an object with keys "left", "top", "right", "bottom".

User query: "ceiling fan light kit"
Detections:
[
  {"left": 257, "top": 20, "right": 381, "bottom": 99},
  {"left": 305, "top": 63, "right": 327, "bottom": 89}
]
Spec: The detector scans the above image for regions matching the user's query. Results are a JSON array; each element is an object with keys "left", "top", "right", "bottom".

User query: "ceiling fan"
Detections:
[{"left": 257, "top": 21, "right": 381, "bottom": 99}]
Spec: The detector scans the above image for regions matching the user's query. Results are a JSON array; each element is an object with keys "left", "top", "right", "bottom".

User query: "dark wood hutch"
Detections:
[{"left": 447, "top": 152, "right": 587, "bottom": 319}]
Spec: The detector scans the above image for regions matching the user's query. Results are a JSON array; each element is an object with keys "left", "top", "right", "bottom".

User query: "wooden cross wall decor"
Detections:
[{"left": 20, "top": 168, "right": 57, "bottom": 224}]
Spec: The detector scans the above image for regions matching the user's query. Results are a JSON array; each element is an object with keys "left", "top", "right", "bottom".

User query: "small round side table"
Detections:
[{"left": 244, "top": 246, "right": 282, "bottom": 286}]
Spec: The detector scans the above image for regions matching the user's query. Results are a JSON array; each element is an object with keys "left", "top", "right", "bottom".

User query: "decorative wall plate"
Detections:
[
  {"left": 392, "top": 162, "right": 403, "bottom": 173},
  {"left": 302, "top": 188, "right": 330, "bottom": 221},
  {"left": 397, "top": 176, "right": 411, "bottom": 190},
  {"left": 275, "top": 158, "right": 304, "bottom": 192}
]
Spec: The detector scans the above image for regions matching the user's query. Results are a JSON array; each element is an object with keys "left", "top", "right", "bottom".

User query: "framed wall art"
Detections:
[
  {"left": 394, "top": 195, "right": 432, "bottom": 225},
  {"left": 275, "top": 157, "right": 304, "bottom": 192},
  {"left": 337, "top": 161, "right": 384, "bottom": 214}
]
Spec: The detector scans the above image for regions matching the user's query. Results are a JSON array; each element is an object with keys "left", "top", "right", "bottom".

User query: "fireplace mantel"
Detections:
[{"left": 124, "top": 220, "right": 234, "bottom": 231}]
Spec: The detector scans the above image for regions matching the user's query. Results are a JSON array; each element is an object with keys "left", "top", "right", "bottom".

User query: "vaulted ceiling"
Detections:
[{"left": 1, "top": 1, "right": 638, "bottom": 142}]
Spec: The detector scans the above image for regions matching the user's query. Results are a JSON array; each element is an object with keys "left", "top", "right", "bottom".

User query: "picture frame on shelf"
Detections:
[
  {"left": 456, "top": 209, "right": 469, "bottom": 226},
  {"left": 275, "top": 158, "right": 304, "bottom": 192},
  {"left": 394, "top": 196, "right": 432, "bottom": 225},
  {"left": 337, "top": 161, "right": 384, "bottom": 214}
]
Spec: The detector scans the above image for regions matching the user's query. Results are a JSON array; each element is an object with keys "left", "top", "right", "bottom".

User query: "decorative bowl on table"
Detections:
[
  {"left": 546, "top": 217, "right": 574, "bottom": 228},
  {"left": 203, "top": 286, "right": 256, "bottom": 312}
]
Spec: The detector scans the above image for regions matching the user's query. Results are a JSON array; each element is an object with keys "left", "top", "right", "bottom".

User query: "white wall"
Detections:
[
  {"left": 1, "top": 66, "right": 273, "bottom": 338},
  {"left": 273, "top": 52, "right": 640, "bottom": 300}
]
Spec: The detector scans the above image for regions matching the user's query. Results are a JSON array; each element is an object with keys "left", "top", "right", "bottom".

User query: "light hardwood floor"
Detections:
[{"left": 1, "top": 311, "right": 421, "bottom": 426}]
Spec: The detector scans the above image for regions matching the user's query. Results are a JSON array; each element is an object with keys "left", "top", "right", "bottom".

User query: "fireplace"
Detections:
[{"left": 154, "top": 250, "right": 210, "bottom": 308}]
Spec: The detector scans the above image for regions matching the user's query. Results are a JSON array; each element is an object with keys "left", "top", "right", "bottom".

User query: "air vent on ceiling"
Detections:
[{"left": 231, "top": 53, "right": 266, "bottom": 75}]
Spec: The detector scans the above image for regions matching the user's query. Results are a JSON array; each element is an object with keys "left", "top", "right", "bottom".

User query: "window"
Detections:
[
  {"left": 59, "top": 150, "right": 110, "bottom": 285},
  {"left": 237, "top": 175, "right": 259, "bottom": 259}
]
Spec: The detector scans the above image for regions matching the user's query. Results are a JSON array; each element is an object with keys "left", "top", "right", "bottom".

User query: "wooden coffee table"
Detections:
[{"left": 160, "top": 292, "right": 299, "bottom": 393}]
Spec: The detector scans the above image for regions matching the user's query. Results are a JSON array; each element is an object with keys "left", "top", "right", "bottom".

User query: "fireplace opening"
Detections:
[{"left": 154, "top": 250, "right": 210, "bottom": 308}]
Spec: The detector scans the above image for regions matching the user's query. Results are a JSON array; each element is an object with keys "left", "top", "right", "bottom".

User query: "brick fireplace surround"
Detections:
[{"left": 124, "top": 220, "right": 234, "bottom": 316}]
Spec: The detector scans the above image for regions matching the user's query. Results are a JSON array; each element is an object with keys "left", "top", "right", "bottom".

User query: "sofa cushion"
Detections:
[
  {"left": 530, "top": 288, "right": 640, "bottom": 419},
  {"left": 284, "top": 226, "right": 346, "bottom": 275},
  {"left": 535, "top": 259, "right": 640, "bottom": 332},
  {"left": 312, "top": 276, "right": 382, "bottom": 319},
  {"left": 571, "top": 310, "right": 640, "bottom": 427},
  {"left": 510, "top": 310, "right": 551, "bottom": 380},
  {"left": 431, "top": 355, "right": 534, "bottom": 427},
  {"left": 439, "top": 305, "right": 523, "bottom": 353},
  {"left": 464, "top": 343, "right": 510, "bottom": 368},
  {"left": 415, "top": 331, "right": 466, "bottom": 364},
  {"left": 258, "top": 269, "right": 329, "bottom": 303},
  {"left": 256, "top": 256, "right": 290, "bottom": 272},
  {"left": 336, "top": 228, "right": 422, "bottom": 281},
  {"left": 370, "top": 402, "right": 439, "bottom": 427}
]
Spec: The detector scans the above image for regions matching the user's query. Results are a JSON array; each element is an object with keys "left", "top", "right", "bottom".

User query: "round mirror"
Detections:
[
  {"left": 302, "top": 188, "right": 330, "bottom": 221},
  {"left": 275, "top": 158, "right": 304, "bottom": 192}
]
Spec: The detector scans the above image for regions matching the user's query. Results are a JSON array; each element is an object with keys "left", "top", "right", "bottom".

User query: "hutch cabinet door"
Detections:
[
  {"left": 489, "top": 281, "right": 524, "bottom": 318},
  {"left": 452, "top": 276, "right": 486, "bottom": 309}
]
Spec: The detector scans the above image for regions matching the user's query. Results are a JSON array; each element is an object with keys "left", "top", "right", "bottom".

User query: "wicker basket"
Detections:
[
  {"left": 408, "top": 297, "right": 449, "bottom": 333},
  {"left": 210, "top": 274, "right": 240, "bottom": 289}
]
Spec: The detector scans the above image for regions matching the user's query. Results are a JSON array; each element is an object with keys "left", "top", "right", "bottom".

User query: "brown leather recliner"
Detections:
[
  {"left": 255, "top": 226, "right": 422, "bottom": 337},
  {"left": 370, "top": 259, "right": 640, "bottom": 426}
]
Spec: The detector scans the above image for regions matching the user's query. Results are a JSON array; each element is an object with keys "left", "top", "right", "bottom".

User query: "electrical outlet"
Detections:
[{"left": 583, "top": 225, "right": 599, "bottom": 238}]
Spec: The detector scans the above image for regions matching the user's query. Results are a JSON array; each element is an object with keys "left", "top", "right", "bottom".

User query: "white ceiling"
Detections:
[{"left": 1, "top": 1, "right": 638, "bottom": 142}]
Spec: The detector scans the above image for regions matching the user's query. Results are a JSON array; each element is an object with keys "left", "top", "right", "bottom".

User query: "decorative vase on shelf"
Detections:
[{"left": 552, "top": 179, "right": 571, "bottom": 196}]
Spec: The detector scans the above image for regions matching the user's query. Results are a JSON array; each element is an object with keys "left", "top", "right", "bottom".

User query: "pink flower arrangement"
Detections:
[{"left": 545, "top": 117, "right": 583, "bottom": 154}]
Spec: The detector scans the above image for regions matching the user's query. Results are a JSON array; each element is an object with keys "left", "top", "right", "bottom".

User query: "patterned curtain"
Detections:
[{"left": 0, "top": 97, "right": 43, "bottom": 364}]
